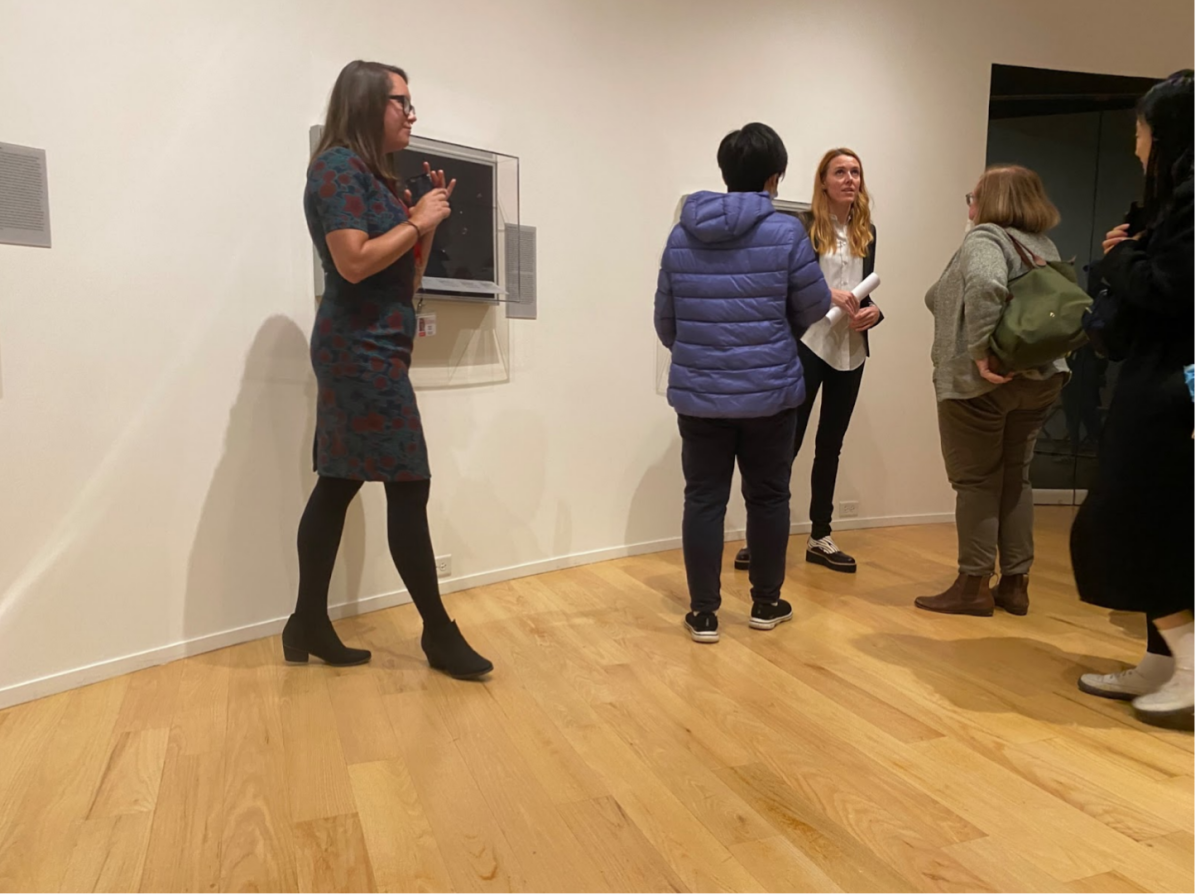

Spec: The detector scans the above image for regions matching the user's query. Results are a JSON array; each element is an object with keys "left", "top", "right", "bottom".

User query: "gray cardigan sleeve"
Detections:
[{"left": 960, "top": 225, "right": 1012, "bottom": 361}]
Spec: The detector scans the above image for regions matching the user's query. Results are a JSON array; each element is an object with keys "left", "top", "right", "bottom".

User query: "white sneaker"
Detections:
[
  {"left": 1132, "top": 668, "right": 1195, "bottom": 730},
  {"left": 1078, "top": 659, "right": 1173, "bottom": 701}
]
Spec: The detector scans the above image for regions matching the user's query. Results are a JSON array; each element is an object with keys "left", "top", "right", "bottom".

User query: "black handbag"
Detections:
[{"left": 1081, "top": 202, "right": 1147, "bottom": 362}]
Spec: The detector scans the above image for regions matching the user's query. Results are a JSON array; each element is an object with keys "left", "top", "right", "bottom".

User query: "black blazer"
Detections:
[{"left": 800, "top": 212, "right": 884, "bottom": 356}]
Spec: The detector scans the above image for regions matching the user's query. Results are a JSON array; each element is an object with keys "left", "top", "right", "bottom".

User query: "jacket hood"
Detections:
[{"left": 680, "top": 191, "right": 776, "bottom": 244}]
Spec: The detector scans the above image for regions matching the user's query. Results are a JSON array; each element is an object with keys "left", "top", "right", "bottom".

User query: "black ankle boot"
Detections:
[
  {"left": 421, "top": 620, "right": 493, "bottom": 679},
  {"left": 282, "top": 613, "right": 371, "bottom": 667}
]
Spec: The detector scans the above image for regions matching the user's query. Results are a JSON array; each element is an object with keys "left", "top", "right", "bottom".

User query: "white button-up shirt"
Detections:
[{"left": 801, "top": 220, "right": 867, "bottom": 372}]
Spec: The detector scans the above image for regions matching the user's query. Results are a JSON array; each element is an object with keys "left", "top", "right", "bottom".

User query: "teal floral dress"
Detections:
[{"left": 303, "top": 146, "right": 429, "bottom": 481}]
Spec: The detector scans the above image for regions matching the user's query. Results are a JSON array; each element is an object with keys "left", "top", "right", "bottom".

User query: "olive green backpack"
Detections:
[{"left": 988, "top": 234, "right": 1093, "bottom": 372}]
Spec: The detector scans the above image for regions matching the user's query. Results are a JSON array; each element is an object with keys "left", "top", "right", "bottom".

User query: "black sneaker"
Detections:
[
  {"left": 734, "top": 548, "right": 751, "bottom": 571},
  {"left": 805, "top": 536, "right": 857, "bottom": 573},
  {"left": 684, "top": 611, "right": 720, "bottom": 643},
  {"left": 749, "top": 599, "right": 793, "bottom": 631}
]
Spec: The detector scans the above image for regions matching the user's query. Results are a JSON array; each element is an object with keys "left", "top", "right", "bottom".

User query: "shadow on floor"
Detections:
[{"left": 853, "top": 630, "right": 1180, "bottom": 732}]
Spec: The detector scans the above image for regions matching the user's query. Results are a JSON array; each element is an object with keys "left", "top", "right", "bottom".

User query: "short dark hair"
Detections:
[
  {"left": 717, "top": 123, "right": 788, "bottom": 192},
  {"left": 1136, "top": 70, "right": 1194, "bottom": 227}
]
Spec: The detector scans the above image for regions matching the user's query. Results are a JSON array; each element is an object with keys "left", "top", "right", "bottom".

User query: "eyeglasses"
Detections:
[
  {"left": 388, "top": 95, "right": 416, "bottom": 117},
  {"left": 965, "top": 192, "right": 976, "bottom": 206}
]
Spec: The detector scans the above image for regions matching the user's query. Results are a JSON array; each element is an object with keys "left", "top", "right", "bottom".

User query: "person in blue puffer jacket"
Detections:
[{"left": 655, "top": 122, "right": 833, "bottom": 644}]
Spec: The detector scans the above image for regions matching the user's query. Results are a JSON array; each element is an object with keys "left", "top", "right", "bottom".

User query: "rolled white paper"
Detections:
[
  {"left": 851, "top": 272, "right": 882, "bottom": 301},
  {"left": 825, "top": 272, "right": 882, "bottom": 324}
]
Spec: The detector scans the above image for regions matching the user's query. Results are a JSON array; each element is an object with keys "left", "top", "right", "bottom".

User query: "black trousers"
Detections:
[
  {"left": 1148, "top": 615, "right": 1172, "bottom": 656},
  {"left": 793, "top": 342, "right": 865, "bottom": 540},
  {"left": 678, "top": 409, "right": 796, "bottom": 613}
]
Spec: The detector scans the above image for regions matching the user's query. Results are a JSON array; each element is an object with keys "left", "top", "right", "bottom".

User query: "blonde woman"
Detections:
[
  {"left": 736, "top": 148, "right": 881, "bottom": 575},
  {"left": 917, "top": 165, "right": 1067, "bottom": 617}
]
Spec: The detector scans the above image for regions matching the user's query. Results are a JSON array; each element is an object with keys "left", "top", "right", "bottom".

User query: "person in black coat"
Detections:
[{"left": 1072, "top": 71, "right": 1195, "bottom": 730}]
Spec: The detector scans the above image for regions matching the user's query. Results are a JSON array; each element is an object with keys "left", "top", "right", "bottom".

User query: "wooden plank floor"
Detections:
[{"left": 0, "top": 508, "right": 1192, "bottom": 893}]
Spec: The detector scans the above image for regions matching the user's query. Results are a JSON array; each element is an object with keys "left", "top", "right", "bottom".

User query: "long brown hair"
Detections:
[
  {"left": 973, "top": 165, "right": 1060, "bottom": 234},
  {"left": 313, "top": 60, "right": 408, "bottom": 191},
  {"left": 808, "top": 148, "right": 873, "bottom": 257}
]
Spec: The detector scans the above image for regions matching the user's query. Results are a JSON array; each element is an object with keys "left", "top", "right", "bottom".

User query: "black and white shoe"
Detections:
[
  {"left": 734, "top": 548, "right": 751, "bottom": 571},
  {"left": 806, "top": 536, "right": 857, "bottom": 573},
  {"left": 749, "top": 599, "right": 793, "bottom": 631},
  {"left": 685, "top": 611, "right": 720, "bottom": 643}
]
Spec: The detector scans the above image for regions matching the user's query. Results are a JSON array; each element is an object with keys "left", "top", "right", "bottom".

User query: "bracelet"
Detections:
[{"left": 404, "top": 219, "right": 423, "bottom": 240}]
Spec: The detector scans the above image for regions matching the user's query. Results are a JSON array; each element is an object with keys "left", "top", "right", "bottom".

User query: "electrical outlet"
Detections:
[
  {"left": 435, "top": 554, "right": 452, "bottom": 579},
  {"left": 839, "top": 500, "right": 860, "bottom": 518}
]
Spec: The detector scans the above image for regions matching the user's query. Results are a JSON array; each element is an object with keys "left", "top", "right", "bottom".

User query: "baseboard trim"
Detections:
[
  {"left": 1033, "top": 488, "right": 1087, "bottom": 506},
  {"left": 0, "top": 511, "right": 953, "bottom": 709}
]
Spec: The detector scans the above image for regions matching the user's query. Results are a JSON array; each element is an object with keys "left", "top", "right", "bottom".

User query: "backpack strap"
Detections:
[{"left": 1007, "top": 232, "right": 1046, "bottom": 270}]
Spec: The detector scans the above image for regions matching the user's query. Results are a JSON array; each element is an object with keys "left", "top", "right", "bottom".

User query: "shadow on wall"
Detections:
[
  {"left": 183, "top": 315, "right": 366, "bottom": 645},
  {"left": 439, "top": 407, "right": 560, "bottom": 574},
  {"left": 624, "top": 436, "right": 683, "bottom": 551}
]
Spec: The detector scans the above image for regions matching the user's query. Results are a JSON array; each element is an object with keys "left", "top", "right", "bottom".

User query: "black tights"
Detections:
[{"left": 295, "top": 476, "right": 451, "bottom": 628}]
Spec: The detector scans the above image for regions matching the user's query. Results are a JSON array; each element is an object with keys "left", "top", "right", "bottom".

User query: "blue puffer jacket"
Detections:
[{"left": 655, "top": 191, "right": 831, "bottom": 418}]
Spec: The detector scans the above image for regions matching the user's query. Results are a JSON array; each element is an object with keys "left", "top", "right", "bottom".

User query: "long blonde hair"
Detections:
[{"left": 808, "top": 148, "right": 873, "bottom": 257}]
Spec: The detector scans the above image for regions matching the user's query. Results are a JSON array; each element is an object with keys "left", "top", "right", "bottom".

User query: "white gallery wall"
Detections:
[{"left": 0, "top": 0, "right": 1192, "bottom": 705}]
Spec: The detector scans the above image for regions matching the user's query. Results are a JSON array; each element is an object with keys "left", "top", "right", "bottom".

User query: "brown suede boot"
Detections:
[
  {"left": 914, "top": 575, "right": 994, "bottom": 617},
  {"left": 993, "top": 575, "right": 1030, "bottom": 616}
]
